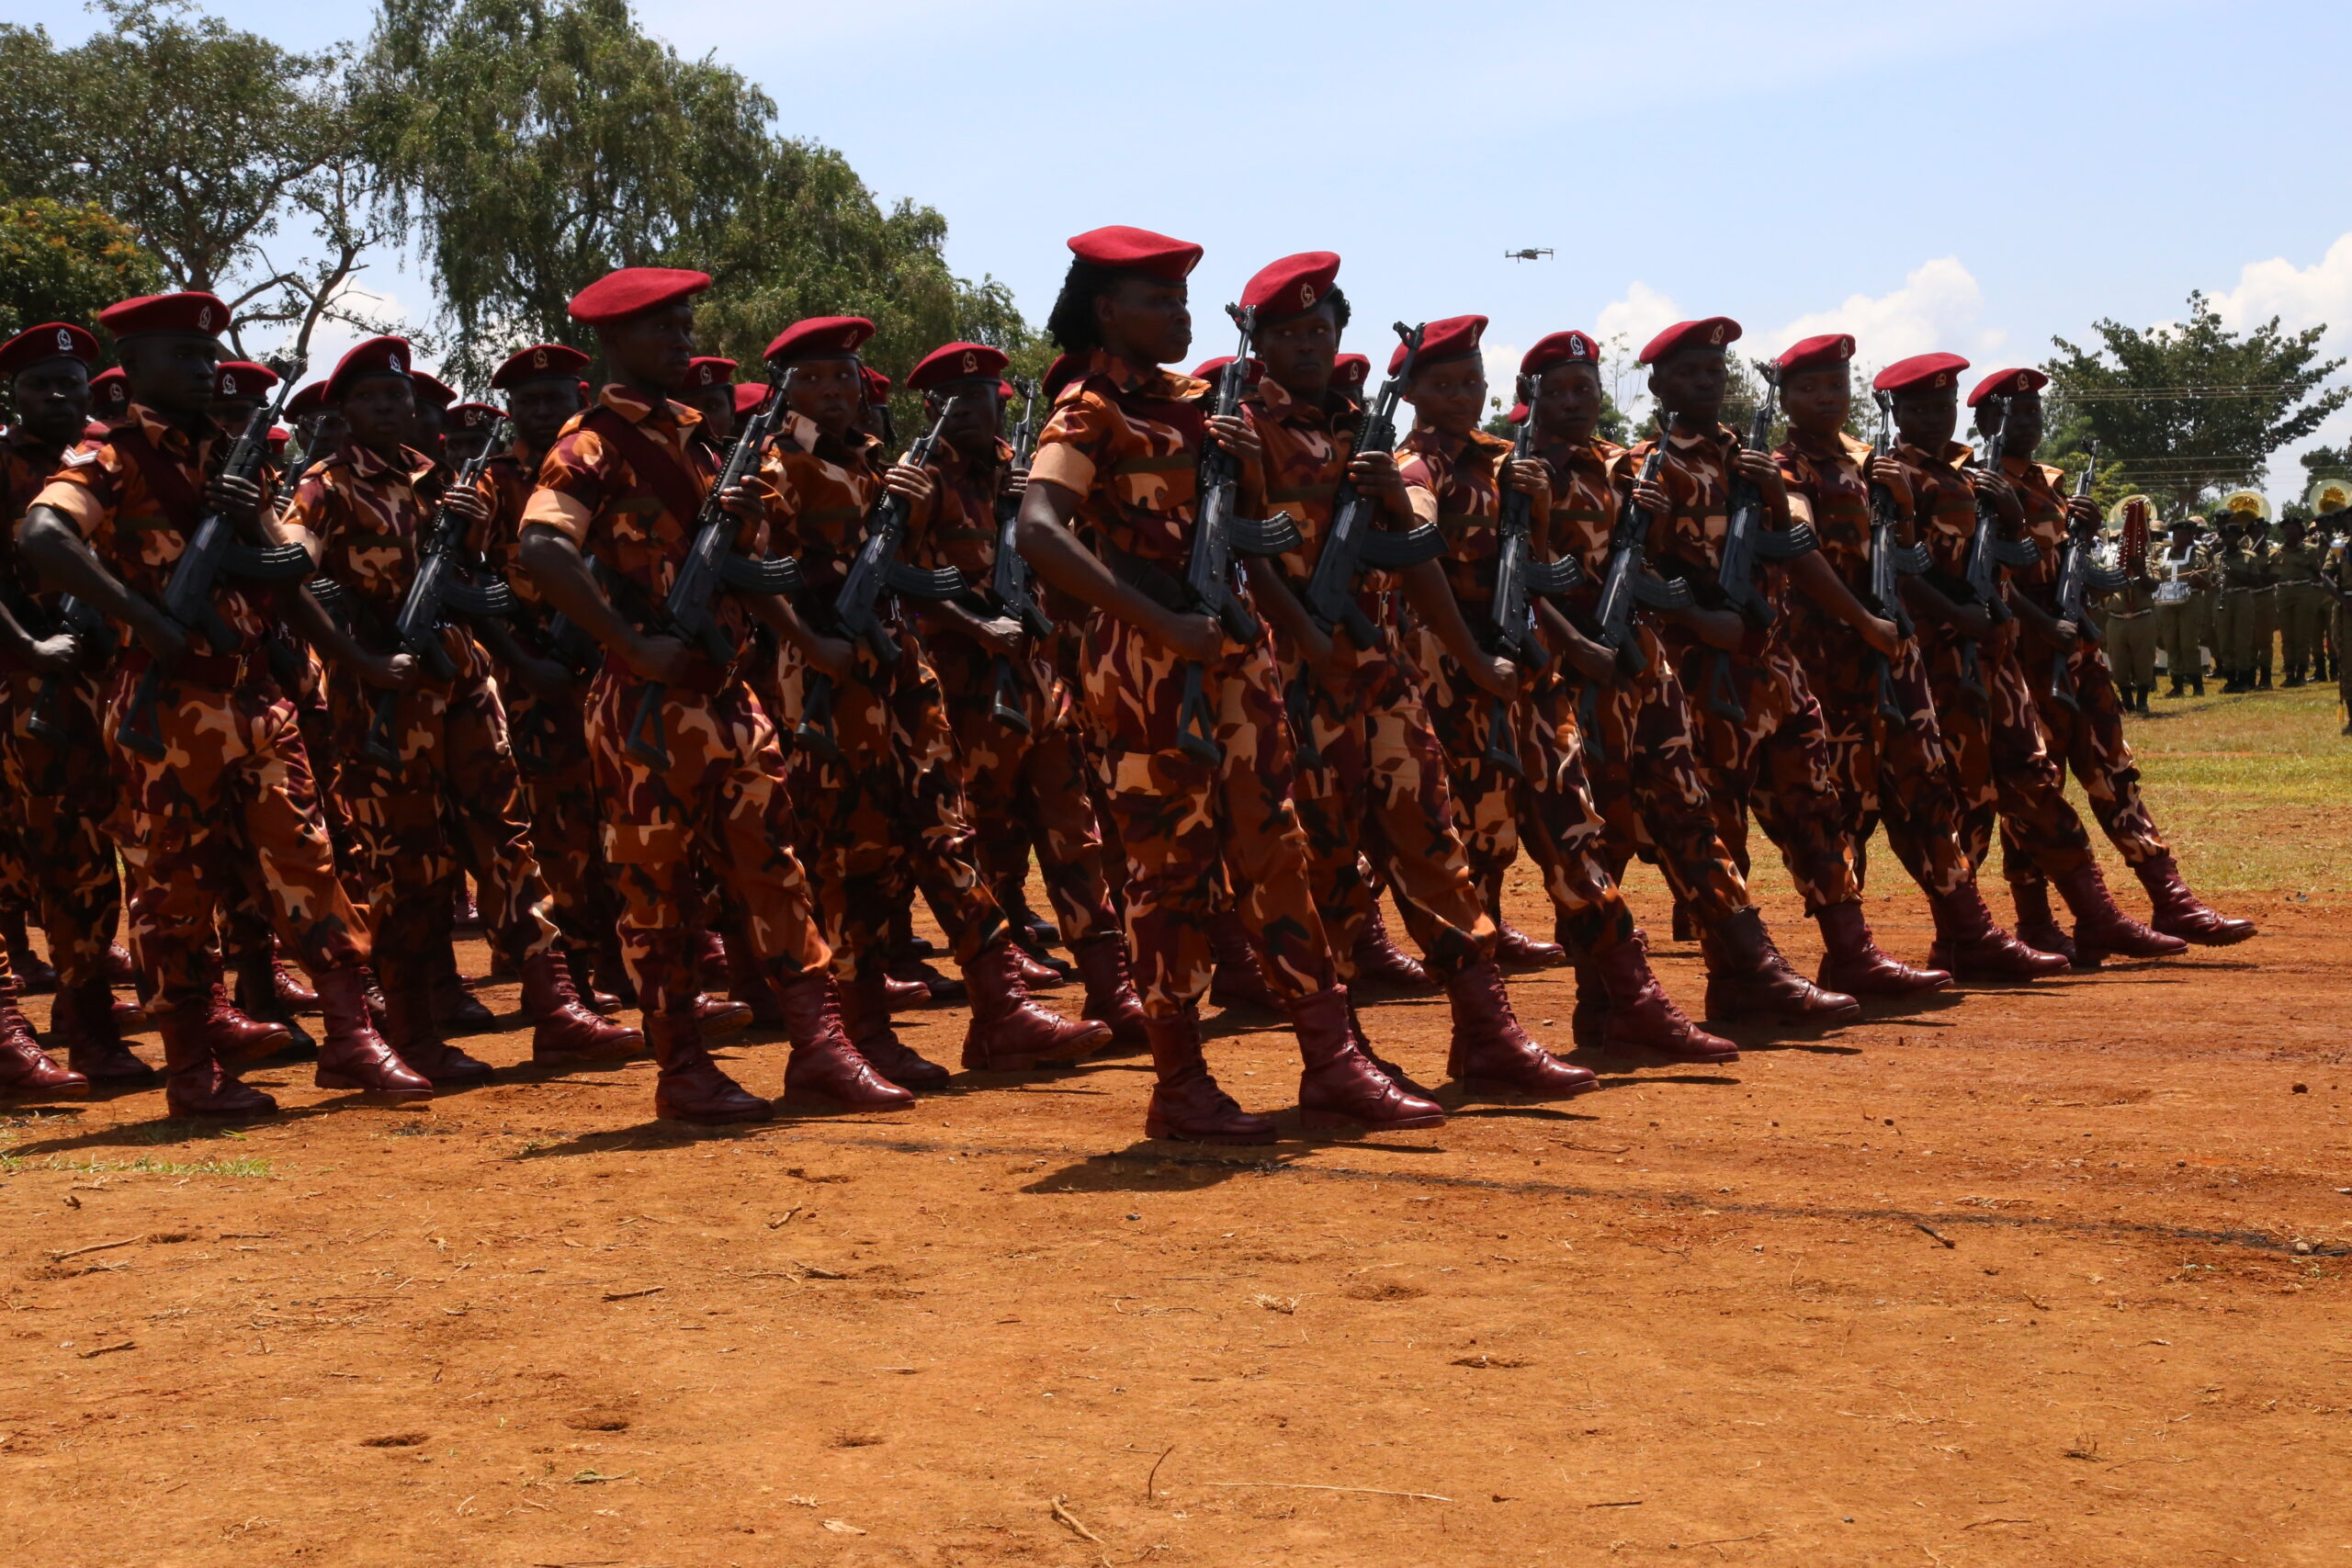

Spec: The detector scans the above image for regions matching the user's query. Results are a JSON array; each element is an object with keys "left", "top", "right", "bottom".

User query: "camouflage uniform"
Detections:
[
  {"left": 284, "top": 439, "right": 562, "bottom": 983},
  {"left": 1241, "top": 378, "right": 1489, "bottom": 977},
  {"left": 525, "top": 385, "right": 831, "bottom": 1019},
  {"left": 33, "top": 405, "right": 370, "bottom": 1008},
  {"left": 1393, "top": 423, "right": 1634, "bottom": 957},
  {"left": 1026, "top": 350, "right": 1337, "bottom": 1017}
]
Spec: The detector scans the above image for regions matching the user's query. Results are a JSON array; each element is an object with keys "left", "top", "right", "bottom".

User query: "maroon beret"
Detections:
[
  {"left": 1043, "top": 353, "right": 1084, "bottom": 398},
  {"left": 766, "top": 316, "right": 875, "bottom": 364},
  {"left": 411, "top": 370, "right": 458, "bottom": 410},
  {"left": 449, "top": 401, "right": 501, "bottom": 431},
  {"left": 1967, "top": 367, "right": 2050, "bottom": 407},
  {"left": 567, "top": 266, "right": 710, "bottom": 326},
  {"left": 1639, "top": 317, "right": 1741, "bottom": 366},
  {"left": 89, "top": 367, "right": 130, "bottom": 416},
  {"left": 1521, "top": 330, "right": 1601, "bottom": 378},
  {"left": 1506, "top": 401, "right": 1530, "bottom": 424},
  {"left": 285, "top": 382, "right": 325, "bottom": 421},
  {"left": 324, "top": 335, "right": 415, "bottom": 402},
  {"left": 683, "top": 355, "right": 736, "bottom": 391},
  {"left": 267, "top": 425, "right": 290, "bottom": 455},
  {"left": 1332, "top": 353, "right": 1371, "bottom": 390},
  {"left": 1190, "top": 355, "right": 1263, "bottom": 386},
  {"left": 1395, "top": 314, "right": 1486, "bottom": 374},
  {"left": 492, "top": 343, "right": 592, "bottom": 389},
  {"left": 1871, "top": 353, "right": 1971, "bottom": 394},
  {"left": 998, "top": 378, "right": 1017, "bottom": 401},
  {"left": 98, "top": 291, "right": 230, "bottom": 340},
  {"left": 212, "top": 360, "right": 279, "bottom": 400},
  {"left": 1776, "top": 333, "right": 1855, "bottom": 375},
  {"left": 1239, "top": 251, "right": 1340, "bottom": 321},
  {"left": 0, "top": 321, "right": 100, "bottom": 378},
  {"left": 732, "top": 381, "right": 767, "bottom": 418},
  {"left": 908, "top": 341, "right": 1010, "bottom": 391},
  {"left": 862, "top": 367, "right": 892, "bottom": 403},
  {"left": 1066, "top": 225, "right": 1202, "bottom": 282}
]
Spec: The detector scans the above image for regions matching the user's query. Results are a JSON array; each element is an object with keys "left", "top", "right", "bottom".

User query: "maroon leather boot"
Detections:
[
  {"left": 2053, "top": 862, "right": 2188, "bottom": 964},
  {"left": 833, "top": 967, "right": 948, "bottom": 1089},
  {"left": 1143, "top": 1010, "right": 1274, "bottom": 1145},
  {"left": 1294, "top": 985, "right": 1444, "bottom": 1131},
  {"left": 1350, "top": 903, "right": 1435, "bottom": 991},
  {"left": 1070, "top": 933, "right": 1148, "bottom": 1047},
  {"left": 1701, "top": 908, "right": 1860, "bottom": 1026},
  {"left": 314, "top": 968, "right": 435, "bottom": 1104},
  {"left": 961, "top": 942, "right": 1111, "bottom": 1071},
  {"left": 1925, "top": 885, "right": 2072, "bottom": 980},
  {"left": 521, "top": 951, "right": 639, "bottom": 1066},
  {"left": 2008, "top": 877, "right": 2081, "bottom": 967},
  {"left": 1207, "top": 911, "right": 1282, "bottom": 1010},
  {"left": 647, "top": 1009, "right": 772, "bottom": 1123},
  {"left": 0, "top": 991, "right": 86, "bottom": 1102},
  {"left": 46, "top": 977, "right": 156, "bottom": 1087},
  {"left": 776, "top": 973, "right": 917, "bottom": 1112},
  {"left": 158, "top": 999, "right": 271, "bottom": 1117},
  {"left": 1444, "top": 957, "right": 1597, "bottom": 1096},
  {"left": 1815, "top": 901, "right": 1951, "bottom": 998},
  {"left": 204, "top": 982, "right": 293, "bottom": 1062},
  {"left": 2133, "top": 853, "right": 2256, "bottom": 946},
  {"left": 1593, "top": 934, "right": 1736, "bottom": 1063}
]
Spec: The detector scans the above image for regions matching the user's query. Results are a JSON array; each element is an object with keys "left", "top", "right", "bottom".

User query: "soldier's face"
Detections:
[
  {"left": 1780, "top": 366, "right": 1850, "bottom": 435},
  {"left": 120, "top": 332, "right": 222, "bottom": 417},
  {"left": 930, "top": 378, "right": 1002, "bottom": 457},
  {"left": 785, "top": 356, "right": 862, "bottom": 439},
  {"left": 447, "top": 424, "right": 493, "bottom": 467},
  {"left": 1094, "top": 276, "right": 1191, "bottom": 367},
  {"left": 1404, "top": 355, "right": 1486, "bottom": 437},
  {"left": 600, "top": 303, "right": 697, "bottom": 391},
  {"left": 1255, "top": 304, "right": 1339, "bottom": 398},
  {"left": 684, "top": 381, "right": 735, "bottom": 444},
  {"left": 209, "top": 396, "right": 264, "bottom": 438},
  {"left": 1983, "top": 390, "right": 2042, "bottom": 456},
  {"left": 11, "top": 357, "right": 92, "bottom": 448},
  {"left": 1891, "top": 386, "right": 1959, "bottom": 450},
  {"left": 1647, "top": 347, "right": 1726, "bottom": 422},
  {"left": 341, "top": 373, "right": 418, "bottom": 452},
  {"left": 507, "top": 378, "right": 582, "bottom": 451},
  {"left": 307, "top": 410, "right": 349, "bottom": 453},
  {"left": 1532, "top": 362, "right": 1602, "bottom": 444}
]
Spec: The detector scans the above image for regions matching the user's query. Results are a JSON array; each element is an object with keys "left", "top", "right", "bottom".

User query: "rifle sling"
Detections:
[
  {"left": 111, "top": 423, "right": 213, "bottom": 536},
  {"left": 1095, "top": 538, "right": 1191, "bottom": 615},
  {"left": 581, "top": 408, "right": 711, "bottom": 544}
]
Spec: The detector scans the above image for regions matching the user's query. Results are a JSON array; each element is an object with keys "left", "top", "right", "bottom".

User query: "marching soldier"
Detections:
[
  {"left": 1871, "top": 354, "right": 2182, "bottom": 967},
  {"left": 19, "top": 290, "right": 416, "bottom": 1113},
  {"left": 287, "top": 334, "right": 639, "bottom": 1083},
  {"left": 678, "top": 355, "right": 738, "bottom": 443},
  {"left": 1012, "top": 225, "right": 1448, "bottom": 1141},
  {"left": 2273, "top": 513, "right": 2327, "bottom": 687}
]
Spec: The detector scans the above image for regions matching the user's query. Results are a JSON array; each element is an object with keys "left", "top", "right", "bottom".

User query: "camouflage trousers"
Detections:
[
  {"left": 1675, "top": 640, "right": 1860, "bottom": 917},
  {"left": 585, "top": 667, "right": 830, "bottom": 1018},
  {"left": 777, "top": 628, "right": 1006, "bottom": 976},
  {"left": 1917, "top": 626, "right": 2094, "bottom": 881},
  {"left": 1085, "top": 612, "right": 1333, "bottom": 1019},
  {"left": 1577, "top": 618, "right": 1750, "bottom": 928},
  {"left": 933, "top": 636, "right": 1118, "bottom": 950},
  {"left": 102, "top": 660, "right": 368, "bottom": 1008},
  {"left": 1792, "top": 626, "right": 1975, "bottom": 900},
  {"left": 1279, "top": 616, "right": 1489, "bottom": 980},
  {"left": 505, "top": 676, "right": 622, "bottom": 958},
  {"left": 1408, "top": 623, "right": 1634, "bottom": 957},
  {"left": 2003, "top": 634, "right": 2168, "bottom": 888},
  {"left": 0, "top": 670, "right": 121, "bottom": 987}
]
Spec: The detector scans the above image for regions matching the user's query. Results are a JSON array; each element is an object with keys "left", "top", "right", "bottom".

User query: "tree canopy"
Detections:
[{"left": 0, "top": 198, "right": 166, "bottom": 342}]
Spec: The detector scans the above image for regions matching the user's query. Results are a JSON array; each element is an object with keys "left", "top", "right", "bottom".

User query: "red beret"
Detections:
[
  {"left": 411, "top": 370, "right": 457, "bottom": 410},
  {"left": 1238, "top": 251, "right": 1340, "bottom": 321},
  {"left": 684, "top": 355, "right": 736, "bottom": 390},
  {"left": 567, "top": 266, "right": 710, "bottom": 326},
  {"left": 1521, "top": 330, "right": 1600, "bottom": 378},
  {"left": 267, "top": 425, "right": 290, "bottom": 454},
  {"left": 89, "top": 367, "right": 130, "bottom": 415},
  {"left": 1190, "top": 355, "right": 1263, "bottom": 386},
  {"left": 1395, "top": 314, "right": 1486, "bottom": 374},
  {"left": 0, "top": 321, "right": 100, "bottom": 378},
  {"left": 97, "top": 291, "right": 230, "bottom": 340},
  {"left": 285, "top": 382, "right": 325, "bottom": 421},
  {"left": 1871, "top": 353, "right": 1971, "bottom": 394},
  {"left": 1066, "top": 225, "right": 1202, "bottom": 282},
  {"left": 1332, "top": 353, "right": 1371, "bottom": 390},
  {"left": 212, "top": 360, "right": 279, "bottom": 400},
  {"left": 908, "top": 341, "right": 1010, "bottom": 391},
  {"left": 1506, "top": 401, "right": 1530, "bottom": 424},
  {"left": 732, "top": 381, "right": 767, "bottom": 418},
  {"left": 82, "top": 420, "right": 107, "bottom": 441},
  {"left": 1967, "top": 367, "right": 2050, "bottom": 407},
  {"left": 862, "top": 367, "right": 892, "bottom": 403},
  {"left": 998, "top": 378, "right": 1017, "bottom": 401},
  {"left": 1776, "top": 333, "right": 1855, "bottom": 375},
  {"left": 324, "top": 336, "right": 416, "bottom": 402},
  {"left": 492, "top": 343, "right": 592, "bottom": 389},
  {"left": 766, "top": 316, "right": 875, "bottom": 364},
  {"left": 1639, "top": 317, "right": 1742, "bottom": 366},
  {"left": 1043, "top": 352, "right": 1083, "bottom": 398},
  {"left": 449, "top": 401, "right": 501, "bottom": 430}
]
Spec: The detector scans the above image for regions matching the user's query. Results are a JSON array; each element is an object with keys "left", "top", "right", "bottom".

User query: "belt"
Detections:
[{"left": 119, "top": 646, "right": 257, "bottom": 689}]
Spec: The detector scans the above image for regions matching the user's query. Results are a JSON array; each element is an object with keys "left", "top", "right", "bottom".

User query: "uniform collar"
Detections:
[
  {"left": 1080, "top": 347, "right": 1193, "bottom": 400},
  {"left": 598, "top": 382, "right": 698, "bottom": 435},
  {"left": 338, "top": 437, "right": 435, "bottom": 485},
  {"left": 126, "top": 400, "right": 215, "bottom": 460},
  {"left": 1249, "top": 376, "right": 1350, "bottom": 428}
]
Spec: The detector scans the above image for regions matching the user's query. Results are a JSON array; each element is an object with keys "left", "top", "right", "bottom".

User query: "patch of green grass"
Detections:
[{"left": 0, "top": 1153, "right": 275, "bottom": 1178}]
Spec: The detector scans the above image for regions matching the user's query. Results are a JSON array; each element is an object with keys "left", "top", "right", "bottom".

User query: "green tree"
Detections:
[
  {"left": 2043, "top": 290, "right": 2348, "bottom": 513},
  {"left": 0, "top": 198, "right": 166, "bottom": 340}
]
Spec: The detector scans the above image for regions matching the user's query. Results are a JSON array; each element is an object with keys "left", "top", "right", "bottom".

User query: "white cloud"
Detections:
[
  {"left": 1768, "top": 256, "right": 2002, "bottom": 372},
  {"left": 1593, "top": 282, "right": 1682, "bottom": 361},
  {"left": 1482, "top": 340, "right": 1523, "bottom": 408},
  {"left": 2205, "top": 233, "right": 2352, "bottom": 349}
]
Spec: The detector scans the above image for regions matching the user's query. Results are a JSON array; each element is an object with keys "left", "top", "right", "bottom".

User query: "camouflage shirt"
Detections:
[
  {"left": 3, "top": 426, "right": 80, "bottom": 622},
  {"left": 1238, "top": 375, "right": 1361, "bottom": 585},
  {"left": 1885, "top": 440, "right": 1984, "bottom": 592},
  {"left": 910, "top": 435, "right": 1012, "bottom": 585},
  {"left": 1396, "top": 423, "right": 1545, "bottom": 608},
  {"left": 1028, "top": 349, "right": 1215, "bottom": 573},
  {"left": 759, "top": 412, "right": 892, "bottom": 604},
  {"left": 283, "top": 437, "right": 484, "bottom": 677}
]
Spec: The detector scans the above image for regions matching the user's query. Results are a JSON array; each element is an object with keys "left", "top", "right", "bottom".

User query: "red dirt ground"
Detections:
[{"left": 2, "top": 877, "right": 2346, "bottom": 1567}]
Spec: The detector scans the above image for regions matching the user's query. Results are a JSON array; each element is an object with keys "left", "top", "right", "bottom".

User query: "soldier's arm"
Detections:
[
  {"left": 516, "top": 524, "right": 687, "bottom": 683},
  {"left": 1395, "top": 558, "right": 1514, "bottom": 699},
  {"left": 1013, "top": 477, "right": 1220, "bottom": 662},
  {"left": 1534, "top": 596, "right": 1617, "bottom": 684},
  {"left": 2006, "top": 576, "right": 2077, "bottom": 646},
  {"left": 1899, "top": 572, "right": 1992, "bottom": 639},
  {"left": 743, "top": 590, "right": 854, "bottom": 679},
  {"left": 18, "top": 503, "right": 184, "bottom": 661},
  {"left": 1241, "top": 556, "right": 1331, "bottom": 673},
  {"left": 288, "top": 587, "right": 419, "bottom": 692}
]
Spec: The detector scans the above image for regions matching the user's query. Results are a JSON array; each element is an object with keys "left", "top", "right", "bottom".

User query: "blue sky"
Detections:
[{"left": 26, "top": 0, "right": 2352, "bottom": 500}]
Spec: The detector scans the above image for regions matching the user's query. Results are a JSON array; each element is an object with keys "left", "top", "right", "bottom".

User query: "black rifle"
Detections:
[
  {"left": 1478, "top": 383, "right": 1583, "bottom": 779},
  {"left": 22, "top": 593, "right": 115, "bottom": 743},
  {"left": 1284, "top": 321, "right": 1447, "bottom": 764},
  {"left": 2047, "top": 441, "right": 2126, "bottom": 713},
  {"left": 1957, "top": 395, "right": 2043, "bottom": 695},
  {"left": 987, "top": 378, "right": 1049, "bottom": 734},
  {"left": 1717, "top": 370, "right": 1816, "bottom": 629},
  {"left": 116, "top": 361, "right": 312, "bottom": 759},
  {"left": 1862, "top": 390, "right": 1931, "bottom": 720},
  {"left": 1171, "top": 307, "right": 1301, "bottom": 765},
  {"left": 795, "top": 396, "right": 969, "bottom": 761},
  {"left": 360, "top": 422, "right": 519, "bottom": 765},
  {"left": 623, "top": 376, "right": 803, "bottom": 766},
  {"left": 1577, "top": 420, "right": 1695, "bottom": 764}
]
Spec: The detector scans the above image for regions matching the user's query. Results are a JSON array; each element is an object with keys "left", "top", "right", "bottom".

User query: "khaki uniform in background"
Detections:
[
  {"left": 2272, "top": 536, "right": 2327, "bottom": 684},
  {"left": 2099, "top": 533, "right": 2158, "bottom": 696},
  {"left": 2151, "top": 532, "right": 2209, "bottom": 694}
]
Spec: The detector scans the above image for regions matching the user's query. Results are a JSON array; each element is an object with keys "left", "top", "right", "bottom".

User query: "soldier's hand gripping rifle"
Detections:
[
  {"left": 987, "top": 378, "right": 1048, "bottom": 735},
  {"left": 116, "top": 358, "right": 313, "bottom": 759},
  {"left": 22, "top": 593, "right": 116, "bottom": 743},
  {"left": 359, "top": 421, "right": 520, "bottom": 765},
  {"left": 1577, "top": 421, "right": 1695, "bottom": 765},
  {"left": 1478, "top": 384, "right": 1583, "bottom": 780},
  {"left": 1283, "top": 321, "right": 1448, "bottom": 764},
  {"left": 795, "top": 396, "right": 969, "bottom": 761},
  {"left": 1862, "top": 390, "right": 1931, "bottom": 721},
  {"left": 1172, "top": 306, "right": 1301, "bottom": 765},
  {"left": 623, "top": 375, "right": 803, "bottom": 767},
  {"left": 2046, "top": 441, "right": 2125, "bottom": 714},
  {"left": 1707, "top": 369, "right": 1816, "bottom": 720}
]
